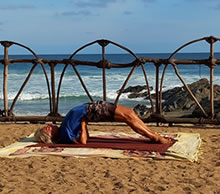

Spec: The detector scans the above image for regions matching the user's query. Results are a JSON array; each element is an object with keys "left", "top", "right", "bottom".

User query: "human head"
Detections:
[{"left": 34, "top": 124, "right": 59, "bottom": 143}]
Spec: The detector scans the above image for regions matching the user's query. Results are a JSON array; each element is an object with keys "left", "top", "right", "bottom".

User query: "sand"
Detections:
[{"left": 0, "top": 122, "right": 219, "bottom": 194}]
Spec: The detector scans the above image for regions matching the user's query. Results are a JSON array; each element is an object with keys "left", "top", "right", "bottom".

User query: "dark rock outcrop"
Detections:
[
  {"left": 120, "top": 85, "right": 147, "bottom": 93},
  {"left": 133, "top": 78, "right": 220, "bottom": 118},
  {"left": 192, "top": 99, "right": 220, "bottom": 117},
  {"left": 162, "top": 78, "right": 213, "bottom": 112},
  {"left": 133, "top": 104, "right": 153, "bottom": 120},
  {"left": 118, "top": 85, "right": 153, "bottom": 99}
]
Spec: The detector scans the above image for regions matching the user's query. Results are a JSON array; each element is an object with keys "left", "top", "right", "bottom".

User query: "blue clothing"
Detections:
[{"left": 59, "top": 104, "right": 87, "bottom": 144}]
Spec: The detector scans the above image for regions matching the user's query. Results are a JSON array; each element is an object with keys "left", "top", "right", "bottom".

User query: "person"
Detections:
[{"left": 34, "top": 101, "right": 171, "bottom": 144}]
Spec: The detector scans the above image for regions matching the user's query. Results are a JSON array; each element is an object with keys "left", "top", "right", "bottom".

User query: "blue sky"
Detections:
[{"left": 0, "top": 0, "right": 220, "bottom": 54}]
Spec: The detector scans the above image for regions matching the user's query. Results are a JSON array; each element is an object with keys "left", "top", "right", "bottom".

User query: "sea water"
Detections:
[{"left": 0, "top": 53, "right": 220, "bottom": 116}]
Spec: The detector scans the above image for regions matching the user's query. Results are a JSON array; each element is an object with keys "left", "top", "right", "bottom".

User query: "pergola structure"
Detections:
[{"left": 0, "top": 36, "right": 220, "bottom": 125}]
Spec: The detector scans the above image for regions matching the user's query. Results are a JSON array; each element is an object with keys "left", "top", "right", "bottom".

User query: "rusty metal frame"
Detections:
[
  {"left": 0, "top": 41, "right": 52, "bottom": 117},
  {"left": 158, "top": 36, "right": 220, "bottom": 119},
  {"left": 0, "top": 36, "right": 220, "bottom": 125}
]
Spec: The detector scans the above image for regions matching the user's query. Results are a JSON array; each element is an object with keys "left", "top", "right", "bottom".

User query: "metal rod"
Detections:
[
  {"left": 9, "top": 63, "right": 38, "bottom": 113},
  {"left": 50, "top": 63, "right": 57, "bottom": 113},
  {"left": 56, "top": 64, "right": 68, "bottom": 113},
  {"left": 3, "top": 58, "right": 220, "bottom": 67},
  {"left": 3, "top": 45, "right": 9, "bottom": 116},
  {"left": 115, "top": 64, "right": 138, "bottom": 105},
  {"left": 71, "top": 63, "right": 94, "bottom": 102},
  {"left": 209, "top": 40, "right": 215, "bottom": 119},
  {"left": 39, "top": 61, "right": 52, "bottom": 113},
  {"left": 210, "top": 66, "right": 214, "bottom": 119},
  {"left": 155, "top": 63, "right": 160, "bottom": 114},
  {"left": 141, "top": 64, "right": 154, "bottom": 111},
  {"left": 159, "top": 64, "right": 168, "bottom": 114},
  {"left": 102, "top": 46, "right": 107, "bottom": 101},
  {"left": 0, "top": 115, "right": 219, "bottom": 125},
  {"left": 170, "top": 61, "right": 208, "bottom": 117}
]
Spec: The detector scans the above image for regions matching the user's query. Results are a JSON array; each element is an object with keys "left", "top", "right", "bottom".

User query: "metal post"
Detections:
[
  {"left": 50, "top": 63, "right": 57, "bottom": 114},
  {"left": 155, "top": 63, "right": 160, "bottom": 114},
  {"left": 209, "top": 40, "right": 215, "bottom": 119},
  {"left": 3, "top": 44, "right": 9, "bottom": 116},
  {"left": 102, "top": 46, "right": 107, "bottom": 101}
]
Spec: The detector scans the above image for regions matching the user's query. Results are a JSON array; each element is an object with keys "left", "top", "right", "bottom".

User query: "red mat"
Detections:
[{"left": 27, "top": 137, "right": 175, "bottom": 153}]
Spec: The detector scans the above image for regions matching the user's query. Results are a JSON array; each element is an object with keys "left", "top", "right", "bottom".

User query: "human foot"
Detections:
[{"left": 158, "top": 136, "right": 172, "bottom": 144}]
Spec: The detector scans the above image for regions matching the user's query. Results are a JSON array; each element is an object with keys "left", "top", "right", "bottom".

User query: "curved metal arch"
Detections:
[
  {"left": 168, "top": 36, "right": 220, "bottom": 60},
  {"left": 140, "top": 63, "right": 154, "bottom": 111},
  {"left": 158, "top": 36, "right": 220, "bottom": 118},
  {"left": 101, "top": 39, "right": 139, "bottom": 60},
  {"left": 55, "top": 61, "right": 94, "bottom": 113},
  {"left": 0, "top": 40, "right": 39, "bottom": 59},
  {"left": 0, "top": 40, "right": 53, "bottom": 115},
  {"left": 69, "top": 39, "right": 139, "bottom": 60},
  {"left": 65, "top": 39, "right": 141, "bottom": 105}
]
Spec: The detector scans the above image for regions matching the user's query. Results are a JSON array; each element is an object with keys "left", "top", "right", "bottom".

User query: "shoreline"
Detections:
[{"left": 0, "top": 123, "right": 219, "bottom": 193}]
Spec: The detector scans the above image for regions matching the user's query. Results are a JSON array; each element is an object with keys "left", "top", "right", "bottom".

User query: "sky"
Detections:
[{"left": 0, "top": 0, "right": 220, "bottom": 54}]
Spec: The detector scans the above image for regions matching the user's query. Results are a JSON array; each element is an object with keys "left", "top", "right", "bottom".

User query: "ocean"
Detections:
[{"left": 0, "top": 53, "right": 220, "bottom": 116}]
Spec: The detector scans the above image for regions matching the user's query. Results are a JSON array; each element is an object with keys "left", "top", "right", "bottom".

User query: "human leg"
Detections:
[{"left": 114, "top": 104, "right": 170, "bottom": 144}]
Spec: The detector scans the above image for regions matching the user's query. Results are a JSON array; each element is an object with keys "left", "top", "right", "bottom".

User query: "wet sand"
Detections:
[{"left": 0, "top": 122, "right": 219, "bottom": 194}]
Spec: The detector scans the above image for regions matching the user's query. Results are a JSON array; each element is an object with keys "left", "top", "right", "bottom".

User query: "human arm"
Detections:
[{"left": 78, "top": 117, "right": 89, "bottom": 144}]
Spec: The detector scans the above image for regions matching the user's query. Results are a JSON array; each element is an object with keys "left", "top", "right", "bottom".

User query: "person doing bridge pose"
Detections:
[{"left": 34, "top": 101, "right": 170, "bottom": 144}]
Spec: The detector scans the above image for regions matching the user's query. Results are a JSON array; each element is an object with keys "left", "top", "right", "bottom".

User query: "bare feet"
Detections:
[
  {"left": 159, "top": 136, "right": 172, "bottom": 144},
  {"left": 153, "top": 135, "right": 173, "bottom": 144}
]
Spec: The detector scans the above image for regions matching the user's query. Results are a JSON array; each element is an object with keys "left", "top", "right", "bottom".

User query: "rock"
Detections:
[
  {"left": 128, "top": 91, "right": 148, "bottom": 98},
  {"left": 118, "top": 85, "right": 153, "bottom": 99},
  {"left": 192, "top": 99, "right": 220, "bottom": 118},
  {"left": 215, "top": 111, "right": 220, "bottom": 120},
  {"left": 133, "top": 104, "right": 153, "bottom": 120},
  {"left": 119, "top": 85, "right": 147, "bottom": 93},
  {"left": 133, "top": 103, "right": 166, "bottom": 121},
  {"left": 133, "top": 78, "right": 220, "bottom": 118},
  {"left": 162, "top": 78, "right": 220, "bottom": 114}
]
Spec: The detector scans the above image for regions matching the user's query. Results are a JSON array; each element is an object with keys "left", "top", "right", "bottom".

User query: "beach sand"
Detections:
[{"left": 0, "top": 122, "right": 219, "bottom": 194}]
